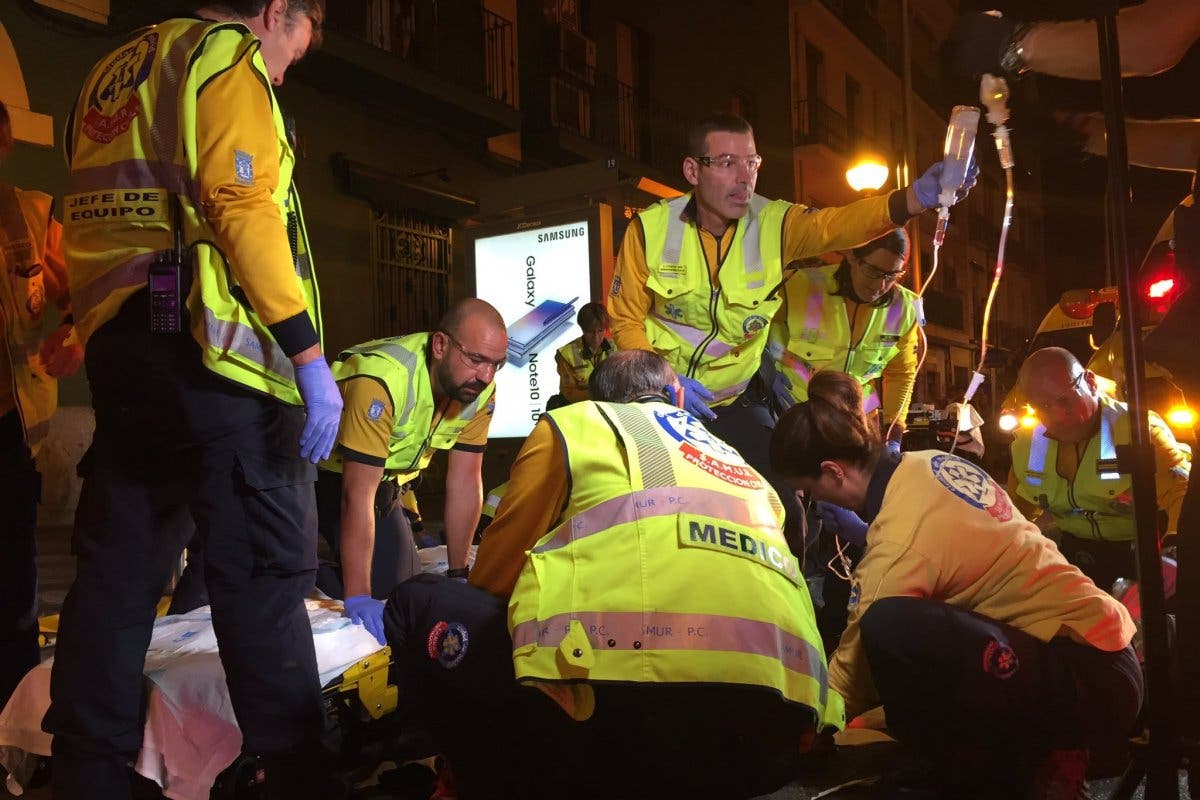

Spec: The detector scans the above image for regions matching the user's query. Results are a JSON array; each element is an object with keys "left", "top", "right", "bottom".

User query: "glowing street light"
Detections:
[{"left": 845, "top": 156, "right": 889, "bottom": 194}]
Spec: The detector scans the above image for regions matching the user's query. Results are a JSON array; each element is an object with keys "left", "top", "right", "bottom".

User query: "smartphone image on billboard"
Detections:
[{"left": 506, "top": 297, "right": 579, "bottom": 367}]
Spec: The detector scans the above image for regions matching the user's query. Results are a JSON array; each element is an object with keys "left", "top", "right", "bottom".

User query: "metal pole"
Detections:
[
  {"left": 900, "top": 0, "right": 921, "bottom": 293},
  {"left": 1096, "top": 9, "right": 1179, "bottom": 798}
]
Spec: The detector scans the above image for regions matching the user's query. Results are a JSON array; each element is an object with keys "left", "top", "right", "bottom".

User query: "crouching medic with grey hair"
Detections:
[{"left": 382, "top": 349, "right": 841, "bottom": 800}]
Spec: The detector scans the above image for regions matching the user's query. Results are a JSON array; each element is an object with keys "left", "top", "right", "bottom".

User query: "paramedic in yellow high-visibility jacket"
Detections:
[
  {"left": 0, "top": 100, "right": 83, "bottom": 710},
  {"left": 767, "top": 227, "right": 920, "bottom": 449},
  {"left": 771, "top": 370, "right": 1141, "bottom": 799},
  {"left": 609, "top": 112, "right": 975, "bottom": 553},
  {"left": 45, "top": 4, "right": 340, "bottom": 799},
  {"left": 1008, "top": 347, "right": 1190, "bottom": 592},
  {"left": 553, "top": 301, "right": 614, "bottom": 404},
  {"left": 385, "top": 350, "right": 840, "bottom": 800}
]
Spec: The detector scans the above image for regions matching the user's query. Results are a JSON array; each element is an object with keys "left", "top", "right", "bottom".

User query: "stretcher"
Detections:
[{"left": 0, "top": 547, "right": 470, "bottom": 799}]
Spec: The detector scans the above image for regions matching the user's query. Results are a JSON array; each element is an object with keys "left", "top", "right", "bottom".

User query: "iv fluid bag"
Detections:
[{"left": 941, "top": 105, "right": 981, "bottom": 197}]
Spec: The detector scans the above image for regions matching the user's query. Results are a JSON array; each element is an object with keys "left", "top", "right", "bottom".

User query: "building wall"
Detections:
[{"left": 786, "top": 0, "right": 1049, "bottom": 408}]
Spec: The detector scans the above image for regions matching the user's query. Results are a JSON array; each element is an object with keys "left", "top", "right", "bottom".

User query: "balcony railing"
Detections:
[
  {"left": 483, "top": 9, "right": 517, "bottom": 108},
  {"left": 547, "top": 59, "right": 689, "bottom": 176},
  {"left": 326, "top": 0, "right": 518, "bottom": 109},
  {"left": 793, "top": 99, "right": 887, "bottom": 158},
  {"left": 795, "top": 99, "right": 848, "bottom": 153},
  {"left": 818, "top": 0, "right": 902, "bottom": 72}
]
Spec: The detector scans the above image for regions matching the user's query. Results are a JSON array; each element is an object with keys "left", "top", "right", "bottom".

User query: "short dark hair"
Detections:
[
  {"left": 199, "top": 1, "right": 325, "bottom": 47},
  {"left": 851, "top": 227, "right": 909, "bottom": 262},
  {"left": 687, "top": 113, "right": 753, "bottom": 158},
  {"left": 590, "top": 350, "right": 675, "bottom": 404},
  {"left": 0, "top": 100, "right": 11, "bottom": 159},
  {"left": 576, "top": 302, "right": 610, "bottom": 332}
]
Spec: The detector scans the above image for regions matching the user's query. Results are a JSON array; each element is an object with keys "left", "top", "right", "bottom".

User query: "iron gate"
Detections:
[{"left": 371, "top": 208, "right": 453, "bottom": 337}]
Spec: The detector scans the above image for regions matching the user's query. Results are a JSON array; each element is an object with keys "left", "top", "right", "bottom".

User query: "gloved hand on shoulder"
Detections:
[
  {"left": 913, "top": 159, "right": 980, "bottom": 210},
  {"left": 816, "top": 502, "right": 869, "bottom": 547},
  {"left": 678, "top": 375, "right": 717, "bottom": 421},
  {"left": 295, "top": 357, "right": 343, "bottom": 463},
  {"left": 344, "top": 594, "right": 386, "bottom": 646}
]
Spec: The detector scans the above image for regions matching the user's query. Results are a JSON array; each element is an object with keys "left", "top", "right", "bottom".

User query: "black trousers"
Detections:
[
  {"left": 43, "top": 293, "right": 325, "bottom": 799},
  {"left": 860, "top": 597, "right": 1143, "bottom": 783},
  {"left": 1056, "top": 532, "right": 1137, "bottom": 595},
  {"left": 384, "top": 575, "right": 814, "bottom": 800},
  {"left": 0, "top": 410, "right": 40, "bottom": 708},
  {"left": 314, "top": 469, "right": 419, "bottom": 600}
]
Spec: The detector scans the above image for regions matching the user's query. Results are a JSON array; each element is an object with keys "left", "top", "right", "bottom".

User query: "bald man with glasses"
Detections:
[
  {"left": 313, "top": 299, "right": 506, "bottom": 642},
  {"left": 1008, "top": 347, "right": 1191, "bottom": 591}
]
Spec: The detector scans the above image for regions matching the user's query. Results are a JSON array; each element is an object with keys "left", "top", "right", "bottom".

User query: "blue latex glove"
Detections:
[
  {"left": 886, "top": 439, "right": 902, "bottom": 456},
  {"left": 816, "top": 502, "right": 869, "bottom": 548},
  {"left": 771, "top": 370, "right": 796, "bottom": 413},
  {"left": 678, "top": 375, "right": 716, "bottom": 421},
  {"left": 913, "top": 159, "right": 980, "bottom": 210},
  {"left": 344, "top": 594, "right": 386, "bottom": 646},
  {"left": 295, "top": 358, "right": 343, "bottom": 463}
]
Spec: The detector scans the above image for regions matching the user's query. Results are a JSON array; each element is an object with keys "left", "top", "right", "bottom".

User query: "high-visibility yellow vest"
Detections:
[
  {"left": 0, "top": 186, "right": 56, "bottom": 454},
  {"left": 508, "top": 399, "right": 843, "bottom": 730},
  {"left": 638, "top": 194, "right": 788, "bottom": 404},
  {"left": 62, "top": 18, "right": 320, "bottom": 404},
  {"left": 769, "top": 263, "right": 920, "bottom": 414},
  {"left": 322, "top": 333, "right": 496, "bottom": 483},
  {"left": 1011, "top": 395, "right": 1141, "bottom": 541},
  {"left": 555, "top": 336, "right": 612, "bottom": 401}
]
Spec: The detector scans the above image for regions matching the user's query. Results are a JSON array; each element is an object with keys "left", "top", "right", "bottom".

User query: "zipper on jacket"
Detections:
[{"left": 686, "top": 224, "right": 732, "bottom": 378}]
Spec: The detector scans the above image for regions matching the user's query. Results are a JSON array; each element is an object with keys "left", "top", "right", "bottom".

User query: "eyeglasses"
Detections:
[
  {"left": 856, "top": 255, "right": 907, "bottom": 283},
  {"left": 439, "top": 331, "right": 506, "bottom": 373},
  {"left": 693, "top": 153, "right": 764, "bottom": 172},
  {"left": 1029, "top": 372, "right": 1085, "bottom": 414}
]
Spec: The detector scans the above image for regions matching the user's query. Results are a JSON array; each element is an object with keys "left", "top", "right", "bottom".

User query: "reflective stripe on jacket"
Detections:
[{"left": 508, "top": 399, "right": 843, "bottom": 730}]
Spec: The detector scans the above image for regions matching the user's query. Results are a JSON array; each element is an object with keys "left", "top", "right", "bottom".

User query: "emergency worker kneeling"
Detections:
[{"left": 384, "top": 350, "right": 839, "bottom": 800}]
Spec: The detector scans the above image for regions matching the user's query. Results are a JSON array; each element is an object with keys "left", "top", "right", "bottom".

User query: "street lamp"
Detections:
[{"left": 845, "top": 155, "right": 890, "bottom": 194}]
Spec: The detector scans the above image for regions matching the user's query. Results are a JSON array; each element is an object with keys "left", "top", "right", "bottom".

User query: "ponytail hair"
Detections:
[{"left": 769, "top": 371, "right": 881, "bottom": 479}]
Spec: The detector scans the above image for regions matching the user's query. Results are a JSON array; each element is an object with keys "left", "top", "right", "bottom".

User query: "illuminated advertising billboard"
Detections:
[{"left": 472, "top": 217, "right": 593, "bottom": 438}]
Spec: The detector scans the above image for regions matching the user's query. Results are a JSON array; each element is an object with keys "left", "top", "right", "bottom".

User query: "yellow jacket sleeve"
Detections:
[
  {"left": 609, "top": 220, "right": 654, "bottom": 352},
  {"left": 555, "top": 349, "right": 589, "bottom": 403},
  {"left": 1149, "top": 415, "right": 1191, "bottom": 534},
  {"left": 470, "top": 419, "right": 567, "bottom": 598},
  {"left": 336, "top": 376, "right": 394, "bottom": 465},
  {"left": 1006, "top": 466, "right": 1044, "bottom": 522},
  {"left": 880, "top": 320, "right": 919, "bottom": 425},
  {"left": 194, "top": 52, "right": 312, "bottom": 340},
  {"left": 829, "top": 538, "right": 940, "bottom": 721},
  {"left": 44, "top": 216, "right": 72, "bottom": 315},
  {"left": 782, "top": 194, "right": 896, "bottom": 261}
]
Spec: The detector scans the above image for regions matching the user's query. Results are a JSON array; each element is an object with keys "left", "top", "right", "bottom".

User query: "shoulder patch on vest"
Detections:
[
  {"left": 366, "top": 398, "right": 386, "bottom": 421},
  {"left": 609, "top": 276, "right": 622, "bottom": 297},
  {"left": 929, "top": 454, "right": 1012, "bottom": 522},
  {"left": 653, "top": 408, "right": 764, "bottom": 489},
  {"left": 83, "top": 32, "right": 159, "bottom": 144},
  {"left": 742, "top": 314, "right": 768, "bottom": 337}
]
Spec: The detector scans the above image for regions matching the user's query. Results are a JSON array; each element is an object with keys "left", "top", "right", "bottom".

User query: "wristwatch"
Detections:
[
  {"left": 446, "top": 566, "right": 470, "bottom": 579},
  {"left": 999, "top": 23, "right": 1033, "bottom": 75}
]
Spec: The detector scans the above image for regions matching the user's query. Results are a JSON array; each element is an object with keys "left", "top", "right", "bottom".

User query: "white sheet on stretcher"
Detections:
[{"left": 0, "top": 600, "right": 381, "bottom": 800}]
